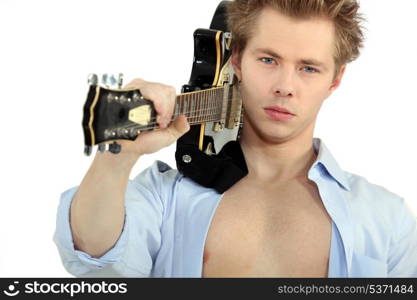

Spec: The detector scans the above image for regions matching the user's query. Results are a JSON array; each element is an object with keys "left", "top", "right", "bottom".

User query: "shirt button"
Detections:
[{"left": 182, "top": 154, "right": 192, "bottom": 163}]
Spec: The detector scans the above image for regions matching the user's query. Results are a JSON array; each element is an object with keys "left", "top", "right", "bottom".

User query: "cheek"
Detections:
[
  {"left": 298, "top": 78, "right": 333, "bottom": 100},
  {"left": 241, "top": 61, "right": 271, "bottom": 94}
]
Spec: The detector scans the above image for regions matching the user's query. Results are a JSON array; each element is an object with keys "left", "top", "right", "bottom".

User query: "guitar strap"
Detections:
[{"left": 175, "top": 140, "right": 248, "bottom": 194}]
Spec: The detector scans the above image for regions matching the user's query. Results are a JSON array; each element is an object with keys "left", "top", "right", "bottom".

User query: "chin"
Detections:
[{"left": 251, "top": 125, "right": 295, "bottom": 144}]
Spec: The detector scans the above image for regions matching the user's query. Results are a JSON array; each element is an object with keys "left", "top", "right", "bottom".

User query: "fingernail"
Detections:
[{"left": 156, "top": 115, "right": 163, "bottom": 128}]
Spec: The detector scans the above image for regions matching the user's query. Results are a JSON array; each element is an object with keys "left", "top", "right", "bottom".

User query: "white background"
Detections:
[{"left": 0, "top": 0, "right": 416, "bottom": 277}]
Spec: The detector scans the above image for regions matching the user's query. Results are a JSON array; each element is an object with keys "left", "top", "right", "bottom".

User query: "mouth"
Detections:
[
  {"left": 264, "top": 106, "right": 295, "bottom": 121},
  {"left": 264, "top": 106, "right": 294, "bottom": 115}
]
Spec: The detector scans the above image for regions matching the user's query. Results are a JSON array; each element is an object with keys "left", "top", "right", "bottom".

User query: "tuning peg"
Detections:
[
  {"left": 98, "top": 143, "right": 106, "bottom": 153},
  {"left": 101, "top": 74, "right": 114, "bottom": 88},
  {"left": 87, "top": 73, "right": 98, "bottom": 85},
  {"left": 95, "top": 142, "right": 121, "bottom": 154},
  {"left": 84, "top": 145, "right": 92, "bottom": 156},
  {"left": 117, "top": 73, "right": 123, "bottom": 89},
  {"left": 101, "top": 73, "right": 124, "bottom": 89},
  {"left": 109, "top": 141, "right": 122, "bottom": 154}
]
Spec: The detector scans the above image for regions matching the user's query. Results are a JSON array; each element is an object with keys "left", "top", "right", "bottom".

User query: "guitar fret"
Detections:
[
  {"left": 174, "top": 87, "right": 226, "bottom": 125},
  {"left": 208, "top": 89, "right": 211, "bottom": 123},
  {"left": 174, "top": 101, "right": 180, "bottom": 119},
  {"left": 204, "top": 89, "right": 210, "bottom": 122},
  {"left": 198, "top": 90, "right": 203, "bottom": 123},
  {"left": 211, "top": 91, "right": 217, "bottom": 120},
  {"left": 188, "top": 94, "right": 193, "bottom": 120},
  {"left": 208, "top": 90, "right": 211, "bottom": 123},
  {"left": 179, "top": 95, "right": 184, "bottom": 116},
  {"left": 191, "top": 93, "right": 196, "bottom": 122},
  {"left": 201, "top": 91, "right": 206, "bottom": 123},
  {"left": 184, "top": 95, "right": 190, "bottom": 118},
  {"left": 182, "top": 94, "right": 187, "bottom": 118},
  {"left": 211, "top": 90, "right": 214, "bottom": 121},
  {"left": 219, "top": 88, "right": 224, "bottom": 119},
  {"left": 196, "top": 90, "right": 201, "bottom": 123},
  {"left": 213, "top": 91, "right": 220, "bottom": 117}
]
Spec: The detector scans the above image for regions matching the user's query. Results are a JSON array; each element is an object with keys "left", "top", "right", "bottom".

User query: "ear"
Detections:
[
  {"left": 231, "top": 47, "right": 243, "bottom": 82},
  {"left": 329, "top": 64, "right": 346, "bottom": 92}
]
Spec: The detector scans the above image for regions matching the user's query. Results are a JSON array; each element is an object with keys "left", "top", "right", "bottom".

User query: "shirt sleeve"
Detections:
[
  {"left": 53, "top": 161, "right": 172, "bottom": 277},
  {"left": 387, "top": 199, "right": 417, "bottom": 277}
]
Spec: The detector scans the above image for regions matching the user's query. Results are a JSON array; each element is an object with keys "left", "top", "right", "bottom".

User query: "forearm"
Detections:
[
  {"left": 68, "top": 78, "right": 188, "bottom": 258},
  {"left": 70, "top": 151, "right": 139, "bottom": 258}
]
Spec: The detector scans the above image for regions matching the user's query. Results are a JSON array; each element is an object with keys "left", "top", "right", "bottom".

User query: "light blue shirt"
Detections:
[{"left": 53, "top": 138, "right": 417, "bottom": 277}]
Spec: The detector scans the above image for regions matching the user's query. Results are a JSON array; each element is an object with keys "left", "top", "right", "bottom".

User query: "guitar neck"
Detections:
[
  {"left": 172, "top": 86, "right": 225, "bottom": 126},
  {"left": 82, "top": 82, "right": 240, "bottom": 149}
]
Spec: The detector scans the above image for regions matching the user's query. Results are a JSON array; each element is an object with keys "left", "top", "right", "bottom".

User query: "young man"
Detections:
[{"left": 54, "top": 0, "right": 417, "bottom": 277}]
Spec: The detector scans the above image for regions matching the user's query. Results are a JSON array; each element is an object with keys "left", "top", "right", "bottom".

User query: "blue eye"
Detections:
[
  {"left": 260, "top": 57, "right": 275, "bottom": 64},
  {"left": 303, "top": 66, "right": 319, "bottom": 73}
]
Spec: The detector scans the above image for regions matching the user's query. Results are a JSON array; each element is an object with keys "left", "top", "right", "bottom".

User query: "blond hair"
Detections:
[{"left": 227, "top": 0, "right": 365, "bottom": 73}]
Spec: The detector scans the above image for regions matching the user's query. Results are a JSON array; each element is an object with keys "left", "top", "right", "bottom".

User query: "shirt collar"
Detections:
[
  {"left": 310, "top": 138, "right": 351, "bottom": 192},
  {"left": 176, "top": 137, "right": 351, "bottom": 193}
]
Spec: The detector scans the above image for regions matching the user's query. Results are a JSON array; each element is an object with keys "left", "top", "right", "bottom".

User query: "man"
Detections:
[{"left": 54, "top": 0, "right": 417, "bottom": 277}]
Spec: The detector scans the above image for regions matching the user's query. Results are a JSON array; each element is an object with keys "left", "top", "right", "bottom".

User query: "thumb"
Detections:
[
  {"left": 133, "top": 115, "right": 190, "bottom": 155},
  {"left": 169, "top": 114, "right": 190, "bottom": 137}
]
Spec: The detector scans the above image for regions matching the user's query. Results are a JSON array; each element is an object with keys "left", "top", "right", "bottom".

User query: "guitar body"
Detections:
[
  {"left": 175, "top": 1, "right": 247, "bottom": 192},
  {"left": 177, "top": 1, "right": 240, "bottom": 157}
]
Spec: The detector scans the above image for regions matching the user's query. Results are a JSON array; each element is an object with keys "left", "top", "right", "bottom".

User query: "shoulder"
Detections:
[
  {"left": 343, "top": 171, "right": 417, "bottom": 270},
  {"left": 343, "top": 170, "right": 412, "bottom": 228},
  {"left": 344, "top": 171, "right": 403, "bottom": 205},
  {"left": 127, "top": 160, "right": 182, "bottom": 201},
  {"left": 132, "top": 160, "right": 181, "bottom": 186}
]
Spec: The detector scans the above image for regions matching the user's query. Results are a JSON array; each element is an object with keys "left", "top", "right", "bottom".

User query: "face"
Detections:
[{"left": 233, "top": 7, "right": 346, "bottom": 144}]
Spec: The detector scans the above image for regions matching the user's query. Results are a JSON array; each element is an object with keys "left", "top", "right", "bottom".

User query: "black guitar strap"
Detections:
[{"left": 176, "top": 141, "right": 248, "bottom": 194}]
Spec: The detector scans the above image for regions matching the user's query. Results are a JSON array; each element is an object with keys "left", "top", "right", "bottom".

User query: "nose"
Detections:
[{"left": 273, "top": 68, "right": 294, "bottom": 97}]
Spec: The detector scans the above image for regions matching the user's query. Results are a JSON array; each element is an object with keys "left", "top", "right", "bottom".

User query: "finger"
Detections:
[
  {"left": 123, "top": 78, "right": 145, "bottom": 89},
  {"left": 153, "top": 85, "right": 176, "bottom": 129},
  {"left": 160, "top": 86, "right": 177, "bottom": 128},
  {"left": 165, "top": 115, "right": 190, "bottom": 140},
  {"left": 124, "top": 79, "right": 175, "bottom": 129}
]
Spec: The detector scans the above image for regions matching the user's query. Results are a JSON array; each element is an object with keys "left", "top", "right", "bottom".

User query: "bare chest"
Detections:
[{"left": 202, "top": 179, "right": 332, "bottom": 277}]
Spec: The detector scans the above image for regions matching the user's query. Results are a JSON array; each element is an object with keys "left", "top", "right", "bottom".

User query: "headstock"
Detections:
[{"left": 82, "top": 73, "right": 157, "bottom": 156}]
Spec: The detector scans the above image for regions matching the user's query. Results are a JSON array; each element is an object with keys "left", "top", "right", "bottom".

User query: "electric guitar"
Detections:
[{"left": 81, "top": 1, "right": 245, "bottom": 191}]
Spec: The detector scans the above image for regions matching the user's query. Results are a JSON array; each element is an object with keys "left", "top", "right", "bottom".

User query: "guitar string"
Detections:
[
  {"left": 108, "top": 112, "right": 243, "bottom": 137},
  {"left": 137, "top": 95, "right": 241, "bottom": 122},
  {"left": 104, "top": 112, "right": 244, "bottom": 138},
  {"left": 114, "top": 87, "right": 234, "bottom": 121},
  {"left": 120, "top": 108, "right": 241, "bottom": 130},
  {"left": 102, "top": 91, "right": 243, "bottom": 138},
  {"left": 106, "top": 121, "right": 245, "bottom": 138},
  {"left": 119, "top": 101, "right": 239, "bottom": 126}
]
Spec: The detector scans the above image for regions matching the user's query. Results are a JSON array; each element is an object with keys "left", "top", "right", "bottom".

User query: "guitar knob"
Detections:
[{"left": 87, "top": 73, "right": 98, "bottom": 86}]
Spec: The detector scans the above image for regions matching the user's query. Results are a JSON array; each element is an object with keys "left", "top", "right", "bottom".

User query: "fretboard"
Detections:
[{"left": 173, "top": 86, "right": 225, "bottom": 125}]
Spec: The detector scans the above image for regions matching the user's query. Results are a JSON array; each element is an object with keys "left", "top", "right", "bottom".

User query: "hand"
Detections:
[{"left": 100, "top": 78, "right": 190, "bottom": 158}]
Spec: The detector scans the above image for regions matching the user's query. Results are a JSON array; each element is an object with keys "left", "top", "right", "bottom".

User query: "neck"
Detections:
[{"left": 239, "top": 123, "right": 317, "bottom": 183}]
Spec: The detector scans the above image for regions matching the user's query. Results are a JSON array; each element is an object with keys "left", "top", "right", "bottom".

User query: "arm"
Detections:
[
  {"left": 66, "top": 79, "right": 190, "bottom": 258},
  {"left": 54, "top": 162, "right": 171, "bottom": 277},
  {"left": 387, "top": 199, "right": 417, "bottom": 277},
  {"left": 70, "top": 151, "right": 137, "bottom": 258}
]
